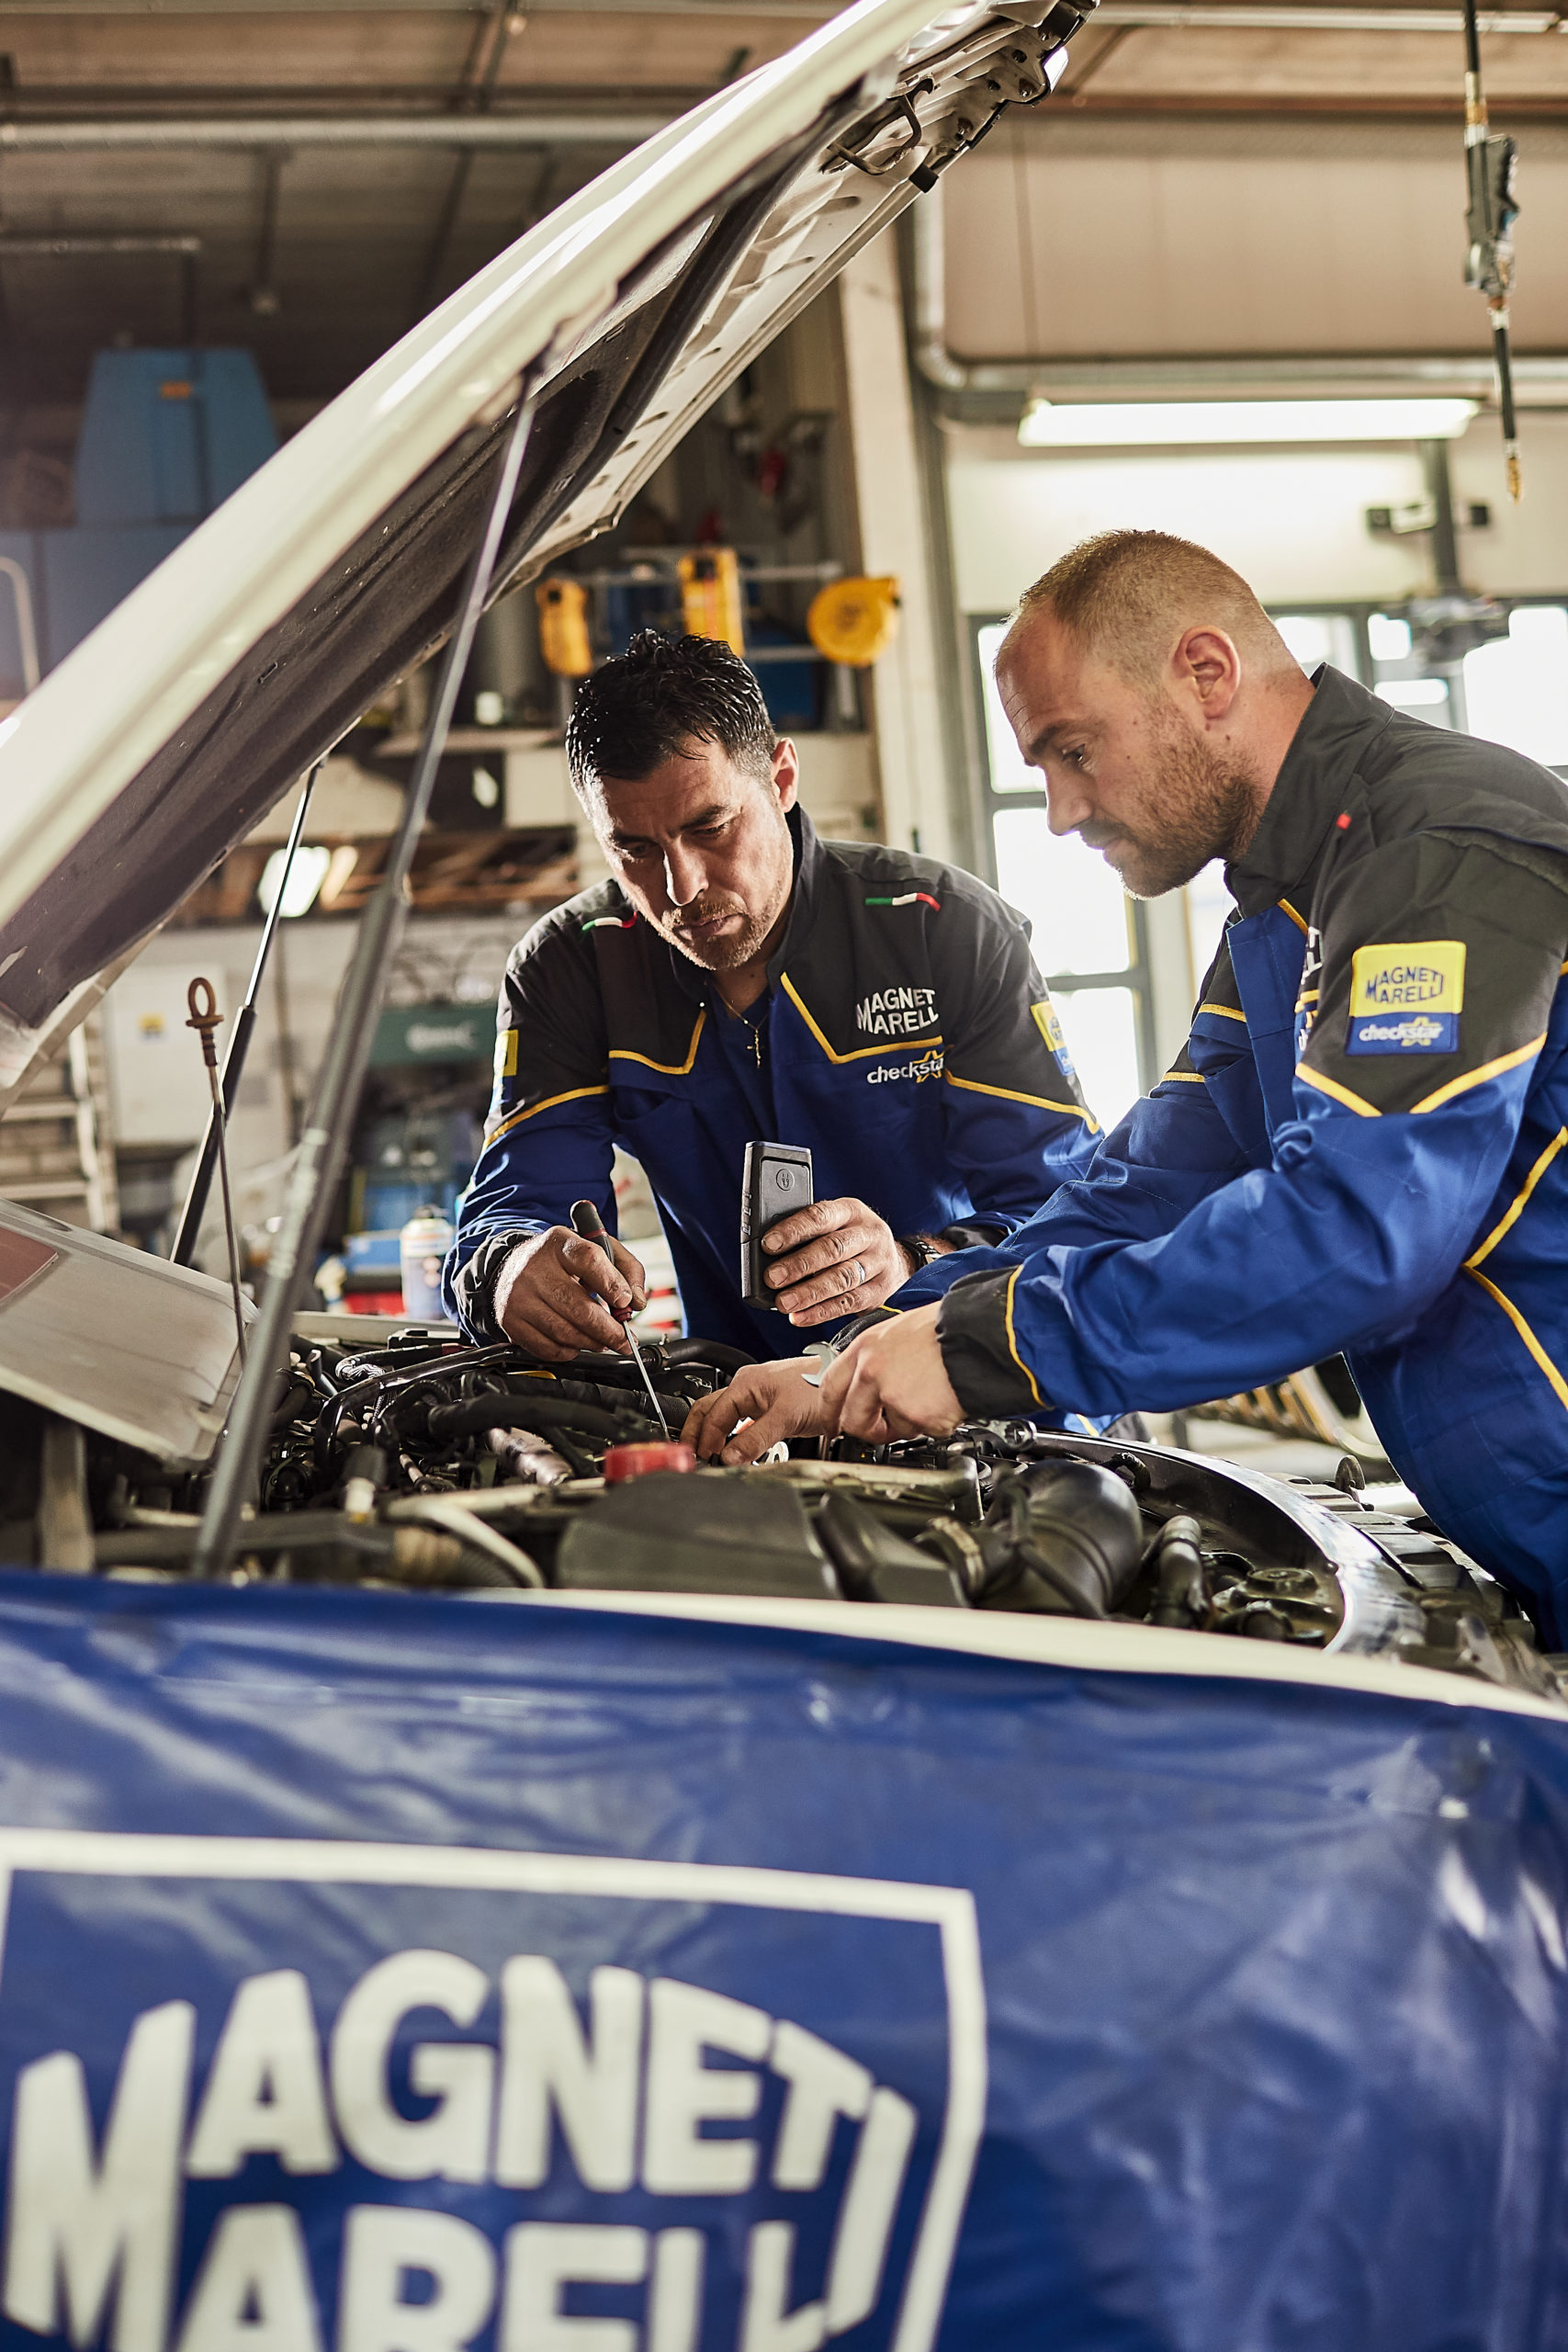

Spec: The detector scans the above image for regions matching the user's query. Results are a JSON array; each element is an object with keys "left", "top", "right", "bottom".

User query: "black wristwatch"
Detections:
[{"left": 897, "top": 1233, "right": 943, "bottom": 1275}]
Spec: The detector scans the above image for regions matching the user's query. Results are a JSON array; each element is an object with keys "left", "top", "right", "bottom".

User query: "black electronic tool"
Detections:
[{"left": 740, "top": 1141, "right": 814, "bottom": 1311}]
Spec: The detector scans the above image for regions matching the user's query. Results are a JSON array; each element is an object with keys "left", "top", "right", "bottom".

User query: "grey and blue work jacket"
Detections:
[
  {"left": 445, "top": 808, "right": 1100, "bottom": 1360},
  {"left": 909, "top": 666, "right": 1568, "bottom": 1641}
]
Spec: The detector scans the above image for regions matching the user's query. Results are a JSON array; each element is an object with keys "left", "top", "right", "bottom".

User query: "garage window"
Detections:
[{"left": 974, "top": 620, "right": 1149, "bottom": 1131}]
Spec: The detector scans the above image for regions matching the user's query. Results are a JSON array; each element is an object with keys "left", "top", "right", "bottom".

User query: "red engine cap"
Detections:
[{"left": 602, "top": 1442, "right": 696, "bottom": 1484}]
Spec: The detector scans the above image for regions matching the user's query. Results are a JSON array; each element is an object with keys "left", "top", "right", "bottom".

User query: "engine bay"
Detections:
[{"left": 4, "top": 1313, "right": 1561, "bottom": 1707}]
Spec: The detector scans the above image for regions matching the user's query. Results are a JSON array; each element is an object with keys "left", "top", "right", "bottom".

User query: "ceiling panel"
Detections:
[{"left": 944, "top": 117, "right": 1568, "bottom": 358}]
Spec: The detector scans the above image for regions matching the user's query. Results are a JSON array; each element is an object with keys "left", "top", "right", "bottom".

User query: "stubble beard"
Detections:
[
  {"left": 663, "top": 896, "right": 780, "bottom": 972},
  {"left": 1097, "top": 718, "right": 1263, "bottom": 899}
]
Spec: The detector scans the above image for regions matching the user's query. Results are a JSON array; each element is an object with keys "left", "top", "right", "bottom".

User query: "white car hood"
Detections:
[{"left": 0, "top": 0, "right": 1089, "bottom": 1094}]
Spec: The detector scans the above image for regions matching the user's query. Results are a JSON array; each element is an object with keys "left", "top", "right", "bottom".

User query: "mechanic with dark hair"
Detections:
[
  {"left": 445, "top": 629, "right": 1099, "bottom": 1361},
  {"left": 687, "top": 531, "right": 1568, "bottom": 1640}
]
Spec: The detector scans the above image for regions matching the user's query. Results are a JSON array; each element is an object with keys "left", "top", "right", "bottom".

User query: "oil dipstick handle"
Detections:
[
  {"left": 186, "top": 974, "right": 247, "bottom": 1369},
  {"left": 186, "top": 975, "right": 223, "bottom": 1069}
]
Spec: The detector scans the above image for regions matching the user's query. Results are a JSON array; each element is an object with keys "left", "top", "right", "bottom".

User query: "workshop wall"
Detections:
[{"left": 944, "top": 413, "right": 1568, "bottom": 613}]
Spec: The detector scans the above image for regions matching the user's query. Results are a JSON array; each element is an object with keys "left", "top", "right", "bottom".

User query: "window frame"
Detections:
[{"left": 967, "top": 613, "right": 1156, "bottom": 1097}]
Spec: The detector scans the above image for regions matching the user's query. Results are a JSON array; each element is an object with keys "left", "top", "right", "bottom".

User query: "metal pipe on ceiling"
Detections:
[
  {"left": 1091, "top": 6, "right": 1562, "bottom": 27},
  {"left": 0, "top": 0, "right": 1560, "bottom": 17},
  {"left": 910, "top": 180, "right": 1568, "bottom": 398},
  {"left": 0, "top": 0, "right": 837, "bottom": 10},
  {"left": 0, "top": 233, "right": 202, "bottom": 252},
  {"left": 0, "top": 112, "right": 671, "bottom": 151}
]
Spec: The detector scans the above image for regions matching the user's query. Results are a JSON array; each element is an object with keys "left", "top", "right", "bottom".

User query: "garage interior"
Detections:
[{"left": 0, "top": 0, "right": 1562, "bottom": 1476}]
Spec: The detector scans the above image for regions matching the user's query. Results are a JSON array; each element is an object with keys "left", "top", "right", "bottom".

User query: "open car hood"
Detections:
[{"left": 0, "top": 0, "right": 1091, "bottom": 1094}]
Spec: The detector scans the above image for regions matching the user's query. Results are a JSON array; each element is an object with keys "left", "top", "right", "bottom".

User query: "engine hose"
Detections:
[
  {"left": 315, "top": 1343, "right": 518, "bottom": 1465},
  {"left": 423, "top": 1394, "right": 659, "bottom": 1450},
  {"left": 271, "top": 1378, "right": 319, "bottom": 1431},
  {"left": 1148, "top": 1515, "right": 1207, "bottom": 1629},
  {"left": 514, "top": 1374, "right": 692, "bottom": 1427},
  {"left": 661, "top": 1338, "right": 760, "bottom": 1374}
]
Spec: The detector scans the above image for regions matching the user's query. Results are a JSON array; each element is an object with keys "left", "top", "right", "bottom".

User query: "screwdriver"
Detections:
[{"left": 570, "top": 1198, "right": 671, "bottom": 1439}]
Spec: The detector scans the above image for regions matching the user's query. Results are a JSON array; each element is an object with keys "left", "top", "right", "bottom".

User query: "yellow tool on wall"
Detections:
[
  {"left": 536, "top": 576, "right": 593, "bottom": 676},
  {"left": 677, "top": 548, "right": 745, "bottom": 656},
  {"left": 807, "top": 574, "right": 901, "bottom": 668}
]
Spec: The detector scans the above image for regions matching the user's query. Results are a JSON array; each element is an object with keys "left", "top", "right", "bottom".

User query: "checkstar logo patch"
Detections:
[
  {"left": 867, "top": 1051, "right": 945, "bottom": 1087},
  {"left": 1030, "top": 1000, "right": 1076, "bottom": 1077},
  {"left": 1345, "top": 940, "right": 1464, "bottom": 1056}
]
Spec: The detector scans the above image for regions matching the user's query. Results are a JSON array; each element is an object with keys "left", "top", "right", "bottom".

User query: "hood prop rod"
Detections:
[
  {"left": 171, "top": 756, "right": 321, "bottom": 1270},
  {"left": 191, "top": 384, "right": 539, "bottom": 1579}
]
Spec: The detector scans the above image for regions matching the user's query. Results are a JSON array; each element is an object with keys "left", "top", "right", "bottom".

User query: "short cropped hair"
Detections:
[
  {"left": 1005, "top": 529, "right": 1293, "bottom": 684},
  {"left": 566, "top": 630, "right": 775, "bottom": 795}
]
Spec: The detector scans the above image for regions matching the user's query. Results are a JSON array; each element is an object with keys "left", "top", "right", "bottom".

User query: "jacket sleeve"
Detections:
[
  {"left": 930, "top": 883, "right": 1102, "bottom": 1237},
  {"left": 900, "top": 934, "right": 1262, "bottom": 1323},
  {"left": 442, "top": 918, "right": 617, "bottom": 1341},
  {"left": 935, "top": 840, "right": 1568, "bottom": 1417}
]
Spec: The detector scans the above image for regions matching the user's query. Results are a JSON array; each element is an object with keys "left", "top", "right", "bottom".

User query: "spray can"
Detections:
[{"left": 400, "top": 1205, "right": 454, "bottom": 1322}]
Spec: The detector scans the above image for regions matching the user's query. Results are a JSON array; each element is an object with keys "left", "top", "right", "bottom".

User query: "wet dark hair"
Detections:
[{"left": 565, "top": 629, "right": 775, "bottom": 796}]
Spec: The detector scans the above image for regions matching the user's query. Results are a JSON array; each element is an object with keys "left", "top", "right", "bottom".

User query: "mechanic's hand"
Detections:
[
  {"left": 682, "top": 1358, "right": 835, "bottom": 1464},
  {"left": 492, "top": 1227, "right": 647, "bottom": 1362},
  {"left": 762, "top": 1197, "right": 908, "bottom": 1327},
  {"left": 818, "top": 1304, "right": 964, "bottom": 1443}
]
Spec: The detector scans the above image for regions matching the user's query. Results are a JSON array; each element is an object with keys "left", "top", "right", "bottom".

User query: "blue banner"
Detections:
[{"left": 0, "top": 1571, "right": 1562, "bottom": 2350}]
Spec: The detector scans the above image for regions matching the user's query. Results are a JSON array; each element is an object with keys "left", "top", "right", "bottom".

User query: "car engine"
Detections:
[{"left": 6, "top": 1321, "right": 1561, "bottom": 1706}]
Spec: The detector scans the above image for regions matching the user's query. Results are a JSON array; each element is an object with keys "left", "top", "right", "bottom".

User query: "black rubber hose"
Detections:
[
  {"left": 662, "top": 1339, "right": 760, "bottom": 1374},
  {"left": 316, "top": 1343, "right": 517, "bottom": 1464},
  {"left": 1147, "top": 1515, "right": 1207, "bottom": 1629},
  {"left": 271, "top": 1378, "right": 319, "bottom": 1430},
  {"left": 423, "top": 1395, "right": 659, "bottom": 1448},
  {"left": 520, "top": 1374, "right": 693, "bottom": 1425}
]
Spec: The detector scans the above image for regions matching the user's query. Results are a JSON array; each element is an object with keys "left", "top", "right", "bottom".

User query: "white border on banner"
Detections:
[{"left": 483, "top": 1588, "right": 1568, "bottom": 1724}]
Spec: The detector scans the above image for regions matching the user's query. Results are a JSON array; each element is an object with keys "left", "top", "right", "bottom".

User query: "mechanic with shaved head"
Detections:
[
  {"left": 446, "top": 630, "right": 1099, "bottom": 1363},
  {"left": 690, "top": 529, "right": 1568, "bottom": 1643}
]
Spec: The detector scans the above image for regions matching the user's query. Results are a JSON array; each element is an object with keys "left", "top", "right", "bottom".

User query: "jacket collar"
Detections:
[
  {"left": 1225, "top": 665, "right": 1394, "bottom": 921},
  {"left": 769, "top": 803, "right": 823, "bottom": 979}
]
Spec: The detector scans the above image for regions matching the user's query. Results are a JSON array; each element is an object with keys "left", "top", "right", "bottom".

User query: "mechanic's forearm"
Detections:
[{"left": 937, "top": 1094, "right": 1526, "bottom": 1419}]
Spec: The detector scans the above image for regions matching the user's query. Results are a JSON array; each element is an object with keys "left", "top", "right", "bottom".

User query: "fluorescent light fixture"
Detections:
[{"left": 1018, "top": 397, "right": 1478, "bottom": 447}]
